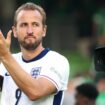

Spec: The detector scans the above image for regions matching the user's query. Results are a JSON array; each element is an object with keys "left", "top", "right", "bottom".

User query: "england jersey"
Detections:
[{"left": 0, "top": 48, "right": 70, "bottom": 105}]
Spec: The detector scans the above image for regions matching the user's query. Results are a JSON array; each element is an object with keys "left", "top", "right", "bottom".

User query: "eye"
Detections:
[
  {"left": 20, "top": 23, "right": 27, "bottom": 27},
  {"left": 32, "top": 22, "right": 39, "bottom": 27}
]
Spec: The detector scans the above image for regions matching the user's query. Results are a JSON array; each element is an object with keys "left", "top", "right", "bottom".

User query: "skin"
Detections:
[
  {"left": 13, "top": 10, "right": 47, "bottom": 60},
  {"left": 0, "top": 10, "right": 57, "bottom": 101},
  {"left": 75, "top": 93, "right": 95, "bottom": 105},
  {"left": 97, "top": 79, "right": 105, "bottom": 92}
]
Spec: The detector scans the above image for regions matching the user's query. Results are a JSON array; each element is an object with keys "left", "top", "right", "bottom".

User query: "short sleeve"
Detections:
[{"left": 39, "top": 53, "right": 70, "bottom": 92}]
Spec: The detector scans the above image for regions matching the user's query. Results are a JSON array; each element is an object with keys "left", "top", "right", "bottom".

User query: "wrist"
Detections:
[{"left": 1, "top": 51, "right": 12, "bottom": 62}]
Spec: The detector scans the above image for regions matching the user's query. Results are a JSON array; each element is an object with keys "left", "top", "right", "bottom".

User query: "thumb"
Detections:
[{"left": 6, "top": 30, "right": 12, "bottom": 48}]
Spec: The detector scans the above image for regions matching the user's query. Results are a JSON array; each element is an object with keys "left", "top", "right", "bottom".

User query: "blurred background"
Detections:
[{"left": 1, "top": 0, "right": 105, "bottom": 79}]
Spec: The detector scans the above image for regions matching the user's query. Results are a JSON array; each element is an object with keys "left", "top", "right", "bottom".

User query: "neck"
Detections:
[{"left": 21, "top": 45, "right": 44, "bottom": 61}]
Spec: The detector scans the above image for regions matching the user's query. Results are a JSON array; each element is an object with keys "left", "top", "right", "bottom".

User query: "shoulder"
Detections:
[
  {"left": 47, "top": 50, "right": 69, "bottom": 64},
  {"left": 47, "top": 50, "right": 70, "bottom": 89},
  {"left": 46, "top": 50, "right": 70, "bottom": 74}
]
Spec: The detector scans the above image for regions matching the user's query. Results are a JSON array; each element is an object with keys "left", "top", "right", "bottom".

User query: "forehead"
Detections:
[{"left": 16, "top": 10, "right": 43, "bottom": 22}]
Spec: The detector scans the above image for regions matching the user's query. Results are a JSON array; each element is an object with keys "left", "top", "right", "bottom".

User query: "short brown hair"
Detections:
[{"left": 14, "top": 2, "right": 46, "bottom": 26}]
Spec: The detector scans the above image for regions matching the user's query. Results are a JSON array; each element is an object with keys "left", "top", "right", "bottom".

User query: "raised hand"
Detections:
[{"left": 0, "top": 30, "right": 12, "bottom": 58}]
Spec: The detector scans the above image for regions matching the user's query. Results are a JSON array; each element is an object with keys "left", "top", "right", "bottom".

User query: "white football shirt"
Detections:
[{"left": 0, "top": 48, "right": 70, "bottom": 105}]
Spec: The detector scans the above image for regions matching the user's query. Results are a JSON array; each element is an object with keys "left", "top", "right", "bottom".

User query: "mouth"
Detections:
[
  {"left": 25, "top": 36, "right": 35, "bottom": 39},
  {"left": 24, "top": 36, "right": 36, "bottom": 43}
]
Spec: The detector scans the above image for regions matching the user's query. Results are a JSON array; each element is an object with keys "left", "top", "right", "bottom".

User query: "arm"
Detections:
[
  {"left": 0, "top": 30, "right": 11, "bottom": 91},
  {"left": 1, "top": 52, "right": 57, "bottom": 100},
  {"left": 0, "top": 30, "right": 57, "bottom": 100}
]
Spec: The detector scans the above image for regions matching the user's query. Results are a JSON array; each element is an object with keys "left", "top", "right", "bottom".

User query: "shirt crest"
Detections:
[{"left": 30, "top": 67, "right": 41, "bottom": 78}]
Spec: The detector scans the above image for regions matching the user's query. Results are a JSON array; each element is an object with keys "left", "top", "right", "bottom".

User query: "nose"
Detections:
[{"left": 27, "top": 26, "right": 33, "bottom": 35}]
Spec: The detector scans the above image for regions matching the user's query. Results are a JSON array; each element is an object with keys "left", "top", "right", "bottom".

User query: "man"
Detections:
[
  {"left": 75, "top": 83, "right": 99, "bottom": 105},
  {"left": 95, "top": 72, "right": 105, "bottom": 105},
  {"left": 0, "top": 2, "right": 69, "bottom": 105}
]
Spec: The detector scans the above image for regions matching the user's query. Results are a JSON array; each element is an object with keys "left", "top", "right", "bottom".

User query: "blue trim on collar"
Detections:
[{"left": 22, "top": 48, "right": 50, "bottom": 63}]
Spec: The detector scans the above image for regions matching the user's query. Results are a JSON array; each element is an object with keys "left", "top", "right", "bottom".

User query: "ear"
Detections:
[
  {"left": 42, "top": 25, "right": 47, "bottom": 37},
  {"left": 12, "top": 26, "right": 17, "bottom": 38}
]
